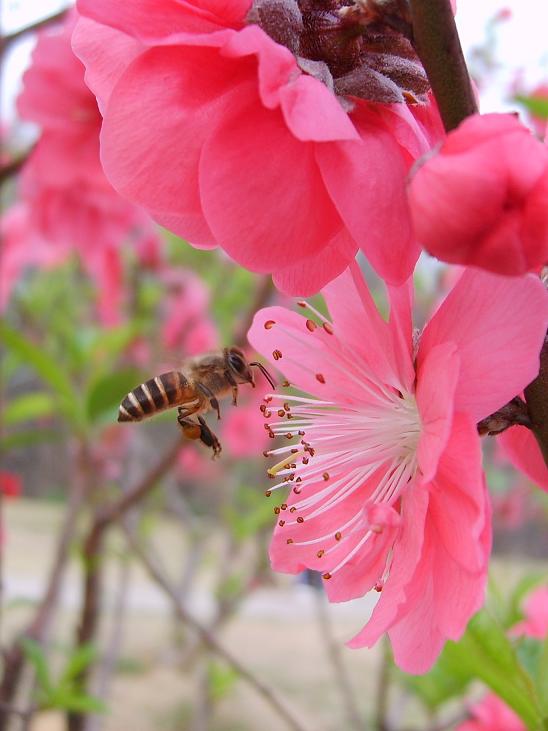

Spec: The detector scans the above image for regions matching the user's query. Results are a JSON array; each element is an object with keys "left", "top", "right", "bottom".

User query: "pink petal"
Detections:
[
  {"left": 418, "top": 269, "right": 548, "bottom": 422},
  {"left": 272, "top": 229, "right": 357, "bottom": 296},
  {"left": 498, "top": 426, "right": 548, "bottom": 491},
  {"left": 415, "top": 342, "right": 460, "bottom": 483},
  {"left": 77, "top": 0, "right": 250, "bottom": 39},
  {"left": 316, "top": 110, "right": 420, "bottom": 285},
  {"left": 200, "top": 99, "right": 343, "bottom": 272},
  {"left": 72, "top": 17, "right": 143, "bottom": 112},
  {"left": 100, "top": 45, "right": 249, "bottom": 244}
]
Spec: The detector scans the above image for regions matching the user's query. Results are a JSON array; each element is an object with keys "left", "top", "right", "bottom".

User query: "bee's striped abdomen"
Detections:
[{"left": 118, "top": 371, "right": 192, "bottom": 422}]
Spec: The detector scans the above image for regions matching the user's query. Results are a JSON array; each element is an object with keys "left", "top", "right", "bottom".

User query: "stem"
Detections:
[
  {"left": 408, "top": 0, "right": 477, "bottom": 131},
  {"left": 0, "top": 10, "right": 68, "bottom": 54},
  {"left": 374, "top": 639, "right": 391, "bottom": 731},
  {"left": 313, "top": 590, "right": 363, "bottom": 731},
  {"left": 0, "top": 452, "right": 86, "bottom": 731},
  {"left": 524, "top": 334, "right": 548, "bottom": 466},
  {"left": 67, "top": 438, "right": 182, "bottom": 731},
  {"left": 123, "top": 525, "right": 311, "bottom": 731}
]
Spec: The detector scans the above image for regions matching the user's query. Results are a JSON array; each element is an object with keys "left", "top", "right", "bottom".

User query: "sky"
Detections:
[{"left": 1, "top": 0, "right": 547, "bottom": 124}]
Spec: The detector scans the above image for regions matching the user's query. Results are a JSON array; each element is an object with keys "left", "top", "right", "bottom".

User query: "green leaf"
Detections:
[
  {"left": 21, "top": 638, "right": 53, "bottom": 695},
  {"left": 0, "top": 322, "right": 82, "bottom": 427},
  {"left": 505, "top": 574, "right": 545, "bottom": 628},
  {"left": 49, "top": 691, "right": 106, "bottom": 714},
  {"left": 4, "top": 393, "right": 56, "bottom": 426},
  {"left": 443, "top": 610, "right": 543, "bottom": 729},
  {"left": 207, "top": 661, "right": 238, "bottom": 702},
  {"left": 60, "top": 644, "right": 98, "bottom": 684},
  {"left": 515, "top": 95, "right": 548, "bottom": 120},
  {"left": 85, "top": 368, "right": 142, "bottom": 425},
  {"left": 402, "top": 646, "right": 471, "bottom": 709},
  {"left": 538, "top": 636, "right": 548, "bottom": 717},
  {"left": 1, "top": 428, "right": 61, "bottom": 451}
]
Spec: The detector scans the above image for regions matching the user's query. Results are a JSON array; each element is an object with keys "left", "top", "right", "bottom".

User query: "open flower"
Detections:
[
  {"left": 408, "top": 113, "right": 548, "bottom": 276},
  {"left": 16, "top": 11, "right": 160, "bottom": 325},
  {"left": 73, "top": 0, "right": 444, "bottom": 294},
  {"left": 248, "top": 264, "right": 548, "bottom": 672},
  {"left": 456, "top": 694, "right": 524, "bottom": 731}
]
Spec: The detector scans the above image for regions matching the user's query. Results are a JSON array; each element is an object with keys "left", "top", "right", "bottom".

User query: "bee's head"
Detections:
[
  {"left": 226, "top": 347, "right": 255, "bottom": 385},
  {"left": 226, "top": 348, "right": 277, "bottom": 390}
]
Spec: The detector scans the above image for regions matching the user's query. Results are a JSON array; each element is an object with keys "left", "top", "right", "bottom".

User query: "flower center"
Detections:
[
  {"left": 247, "top": 0, "right": 430, "bottom": 103},
  {"left": 261, "top": 301, "right": 422, "bottom": 581}
]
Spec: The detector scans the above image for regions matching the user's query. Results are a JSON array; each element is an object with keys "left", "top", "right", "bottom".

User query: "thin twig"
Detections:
[
  {"left": 123, "top": 524, "right": 312, "bottom": 731},
  {"left": 0, "top": 151, "right": 32, "bottom": 186},
  {"left": 313, "top": 589, "right": 363, "bottom": 730},
  {"left": 68, "top": 437, "right": 183, "bottom": 731},
  {"left": 524, "top": 334, "right": 548, "bottom": 467},
  {"left": 374, "top": 639, "right": 392, "bottom": 731},
  {"left": 0, "top": 9, "right": 68, "bottom": 54},
  {"left": 408, "top": 0, "right": 477, "bottom": 131},
  {"left": 0, "top": 444, "right": 87, "bottom": 731}
]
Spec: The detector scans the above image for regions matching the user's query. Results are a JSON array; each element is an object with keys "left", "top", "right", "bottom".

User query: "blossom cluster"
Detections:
[{"left": 8, "top": 0, "right": 548, "bottom": 676}]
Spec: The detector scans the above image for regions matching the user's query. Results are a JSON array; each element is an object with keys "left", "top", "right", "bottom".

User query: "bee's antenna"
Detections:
[{"left": 250, "top": 362, "right": 276, "bottom": 390}]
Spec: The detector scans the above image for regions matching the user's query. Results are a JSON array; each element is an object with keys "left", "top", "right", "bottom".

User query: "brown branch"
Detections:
[
  {"left": 313, "top": 589, "right": 363, "bottom": 731},
  {"left": 0, "top": 151, "right": 32, "bottom": 186},
  {"left": 524, "top": 334, "right": 548, "bottom": 466},
  {"left": 67, "top": 437, "right": 183, "bottom": 731},
  {"left": 123, "top": 524, "right": 312, "bottom": 731},
  {"left": 408, "top": 0, "right": 477, "bottom": 131},
  {"left": 0, "top": 453, "right": 86, "bottom": 731},
  {"left": 0, "top": 10, "right": 68, "bottom": 54}
]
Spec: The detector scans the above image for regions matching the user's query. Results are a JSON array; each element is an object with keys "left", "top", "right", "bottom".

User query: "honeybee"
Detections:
[{"left": 118, "top": 347, "right": 275, "bottom": 457}]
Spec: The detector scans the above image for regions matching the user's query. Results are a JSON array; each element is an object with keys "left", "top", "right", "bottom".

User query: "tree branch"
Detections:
[
  {"left": 123, "top": 524, "right": 312, "bottom": 731},
  {"left": 524, "top": 334, "right": 548, "bottom": 466},
  {"left": 0, "top": 10, "right": 68, "bottom": 55},
  {"left": 408, "top": 0, "right": 477, "bottom": 131}
]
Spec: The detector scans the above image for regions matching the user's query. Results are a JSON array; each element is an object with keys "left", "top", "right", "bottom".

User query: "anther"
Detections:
[
  {"left": 302, "top": 457, "right": 309, "bottom": 465},
  {"left": 317, "top": 549, "right": 325, "bottom": 558},
  {"left": 306, "top": 319, "right": 317, "bottom": 332},
  {"left": 282, "top": 380, "right": 291, "bottom": 388},
  {"left": 264, "top": 320, "right": 276, "bottom": 329},
  {"left": 297, "top": 301, "right": 306, "bottom": 308},
  {"left": 286, "top": 538, "right": 294, "bottom": 544},
  {"left": 315, "top": 373, "right": 326, "bottom": 384},
  {"left": 295, "top": 477, "right": 302, "bottom": 482},
  {"left": 272, "top": 349, "right": 282, "bottom": 361},
  {"left": 274, "top": 506, "right": 281, "bottom": 515},
  {"left": 298, "top": 430, "right": 305, "bottom": 436},
  {"left": 265, "top": 490, "right": 272, "bottom": 497},
  {"left": 322, "top": 572, "right": 332, "bottom": 581},
  {"left": 323, "top": 472, "right": 330, "bottom": 481},
  {"left": 296, "top": 516, "right": 304, "bottom": 524},
  {"left": 284, "top": 403, "right": 291, "bottom": 412},
  {"left": 286, "top": 433, "right": 293, "bottom": 439},
  {"left": 263, "top": 450, "right": 270, "bottom": 457},
  {"left": 335, "top": 531, "right": 342, "bottom": 541},
  {"left": 322, "top": 323, "right": 334, "bottom": 335},
  {"left": 281, "top": 503, "right": 287, "bottom": 510},
  {"left": 293, "top": 487, "right": 302, "bottom": 494},
  {"left": 290, "top": 448, "right": 299, "bottom": 454},
  {"left": 279, "top": 519, "right": 285, "bottom": 527},
  {"left": 374, "top": 582, "right": 383, "bottom": 592},
  {"left": 289, "top": 507, "right": 297, "bottom": 513},
  {"left": 277, "top": 409, "right": 285, "bottom": 417},
  {"left": 260, "top": 404, "right": 267, "bottom": 413}
]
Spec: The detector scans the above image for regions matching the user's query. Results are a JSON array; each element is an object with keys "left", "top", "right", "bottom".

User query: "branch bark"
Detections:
[
  {"left": 408, "top": 0, "right": 477, "bottom": 131},
  {"left": 123, "top": 525, "right": 312, "bottom": 731},
  {"left": 0, "top": 10, "right": 68, "bottom": 54},
  {"left": 524, "top": 334, "right": 548, "bottom": 465}
]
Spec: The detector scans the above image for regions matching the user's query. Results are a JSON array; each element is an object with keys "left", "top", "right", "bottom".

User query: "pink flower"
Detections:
[
  {"left": 408, "top": 113, "right": 548, "bottom": 276},
  {"left": 498, "top": 426, "right": 548, "bottom": 492},
  {"left": 16, "top": 11, "right": 161, "bottom": 325},
  {"left": 0, "top": 471, "right": 22, "bottom": 499},
  {"left": 510, "top": 585, "right": 548, "bottom": 640},
  {"left": 456, "top": 694, "right": 524, "bottom": 731},
  {"left": 248, "top": 264, "right": 548, "bottom": 672},
  {"left": 0, "top": 204, "right": 67, "bottom": 311},
  {"left": 73, "top": 0, "right": 444, "bottom": 294}
]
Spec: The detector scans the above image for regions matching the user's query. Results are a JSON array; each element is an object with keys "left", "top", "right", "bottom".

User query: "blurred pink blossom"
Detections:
[
  {"left": 14, "top": 11, "right": 161, "bottom": 324},
  {"left": 73, "top": 0, "right": 444, "bottom": 294},
  {"left": 409, "top": 113, "right": 548, "bottom": 276},
  {"left": 456, "top": 694, "right": 524, "bottom": 731},
  {"left": 248, "top": 264, "right": 548, "bottom": 672},
  {"left": 0, "top": 203, "right": 67, "bottom": 310},
  {"left": 510, "top": 585, "right": 548, "bottom": 640},
  {"left": 0, "top": 471, "right": 22, "bottom": 499},
  {"left": 498, "top": 426, "right": 548, "bottom": 492}
]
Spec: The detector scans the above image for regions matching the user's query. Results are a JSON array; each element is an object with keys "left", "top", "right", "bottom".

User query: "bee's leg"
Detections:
[
  {"left": 196, "top": 382, "right": 221, "bottom": 420},
  {"left": 224, "top": 370, "right": 239, "bottom": 406},
  {"left": 197, "top": 416, "right": 222, "bottom": 458},
  {"left": 177, "top": 415, "right": 222, "bottom": 458}
]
